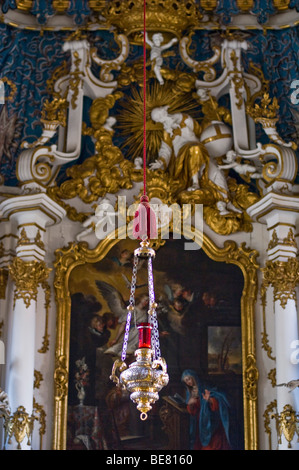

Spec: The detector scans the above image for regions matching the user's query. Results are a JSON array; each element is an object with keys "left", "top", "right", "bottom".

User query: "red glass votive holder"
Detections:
[{"left": 137, "top": 323, "right": 152, "bottom": 349}]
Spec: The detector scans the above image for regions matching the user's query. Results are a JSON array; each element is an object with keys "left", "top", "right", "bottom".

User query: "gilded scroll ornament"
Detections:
[
  {"left": 38, "top": 279, "right": 51, "bottom": 354},
  {"left": 267, "top": 228, "right": 297, "bottom": 252},
  {"left": 263, "top": 400, "right": 277, "bottom": 450},
  {"left": 268, "top": 369, "right": 276, "bottom": 388},
  {"left": 91, "top": 33, "right": 129, "bottom": 83},
  {"left": 267, "top": 229, "right": 279, "bottom": 251},
  {"left": 244, "top": 353, "right": 259, "bottom": 401},
  {"left": 283, "top": 228, "right": 297, "bottom": 248},
  {"left": 262, "top": 258, "right": 299, "bottom": 309},
  {"left": 0, "top": 77, "right": 17, "bottom": 102},
  {"left": 34, "top": 370, "right": 43, "bottom": 389},
  {"left": 54, "top": 354, "right": 69, "bottom": 402},
  {"left": 33, "top": 398, "right": 46, "bottom": 451},
  {"left": 248, "top": 92, "right": 279, "bottom": 121}
]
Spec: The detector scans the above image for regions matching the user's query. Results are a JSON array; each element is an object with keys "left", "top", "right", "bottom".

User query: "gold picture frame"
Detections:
[{"left": 52, "top": 227, "right": 259, "bottom": 450}]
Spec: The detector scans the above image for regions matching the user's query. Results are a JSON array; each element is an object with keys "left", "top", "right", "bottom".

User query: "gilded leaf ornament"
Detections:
[
  {"left": 8, "top": 258, "right": 51, "bottom": 309},
  {"left": 262, "top": 258, "right": 299, "bottom": 309}
]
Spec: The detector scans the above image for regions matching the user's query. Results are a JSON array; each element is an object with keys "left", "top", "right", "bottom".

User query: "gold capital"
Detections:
[{"left": 8, "top": 258, "right": 51, "bottom": 308}]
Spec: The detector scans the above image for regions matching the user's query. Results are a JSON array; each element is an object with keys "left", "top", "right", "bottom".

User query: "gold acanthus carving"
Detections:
[
  {"left": 262, "top": 258, "right": 299, "bottom": 309},
  {"left": 245, "top": 354, "right": 259, "bottom": 401},
  {"left": 52, "top": 235, "right": 259, "bottom": 450},
  {"left": 8, "top": 257, "right": 51, "bottom": 353},
  {"left": 16, "top": 228, "right": 46, "bottom": 252},
  {"left": 16, "top": 228, "right": 30, "bottom": 247},
  {"left": 40, "top": 97, "right": 67, "bottom": 127},
  {"left": 34, "top": 370, "right": 43, "bottom": 389},
  {"left": 38, "top": 279, "right": 51, "bottom": 354}
]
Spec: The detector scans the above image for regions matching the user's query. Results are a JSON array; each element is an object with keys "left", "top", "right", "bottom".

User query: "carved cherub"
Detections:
[
  {"left": 145, "top": 32, "right": 178, "bottom": 85},
  {"left": 219, "top": 150, "right": 263, "bottom": 179}
]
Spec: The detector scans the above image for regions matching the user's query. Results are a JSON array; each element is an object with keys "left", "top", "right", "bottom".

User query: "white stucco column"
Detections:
[
  {"left": 248, "top": 192, "right": 299, "bottom": 449},
  {"left": 0, "top": 193, "right": 65, "bottom": 449}
]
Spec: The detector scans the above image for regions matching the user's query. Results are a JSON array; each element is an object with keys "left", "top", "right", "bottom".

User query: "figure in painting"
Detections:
[
  {"left": 105, "top": 294, "right": 149, "bottom": 357},
  {"left": 96, "top": 279, "right": 150, "bottom": 358},
  {"left": 181, "top": 369, "right": 231, "bottom": 450},
  {"left": 145, "top": 32, "right": 178, "bottom": 85}
]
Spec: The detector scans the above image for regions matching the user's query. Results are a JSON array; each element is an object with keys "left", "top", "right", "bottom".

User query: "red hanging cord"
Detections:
[
  {"left": 143, "top": 0, "right": 147, "bottom": 196},
  {"left": 132, "top": 0, "right": 157, "bottom": 241}
]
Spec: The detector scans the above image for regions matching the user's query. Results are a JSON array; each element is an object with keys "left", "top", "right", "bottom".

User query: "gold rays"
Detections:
[{"left": 116, "top": 79, "right": 199, "bottom": 163}]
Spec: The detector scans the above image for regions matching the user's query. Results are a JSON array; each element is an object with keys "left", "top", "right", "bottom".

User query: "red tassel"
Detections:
[{"left": 133, "top": 195, "right": 157, "bottom": 240}]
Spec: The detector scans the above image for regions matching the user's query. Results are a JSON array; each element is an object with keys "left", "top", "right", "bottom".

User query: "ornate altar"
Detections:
[{"left": 0, "top": 0, "right": 299, "bottom": 451}]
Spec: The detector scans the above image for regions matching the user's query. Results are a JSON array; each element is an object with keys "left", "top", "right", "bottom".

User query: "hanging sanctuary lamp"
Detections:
[{"left": 109, "top": 1, "right": 169, "bottom": 421}]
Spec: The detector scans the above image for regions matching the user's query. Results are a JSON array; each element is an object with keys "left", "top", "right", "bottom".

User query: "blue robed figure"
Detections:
[{"left": 181, "top": 369, "right": 231, "bottom": 450}]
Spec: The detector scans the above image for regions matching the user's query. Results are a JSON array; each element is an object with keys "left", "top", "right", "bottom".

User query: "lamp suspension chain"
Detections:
[{"left": 121, "top": 255, "right": 139, "bottom": 362}]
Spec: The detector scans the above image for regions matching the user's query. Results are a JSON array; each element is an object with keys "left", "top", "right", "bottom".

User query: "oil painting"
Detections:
[{"left": 66, "top": 237, "right": 245, "bottom": 450}]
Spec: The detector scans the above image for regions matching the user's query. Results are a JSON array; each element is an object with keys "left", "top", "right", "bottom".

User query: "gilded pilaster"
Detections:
[
  {"left": 248, "top": 192, "right": 299, "bottom": 450},
  {"left": 0, "top": 193, "right": 65, "bottom": 449}
]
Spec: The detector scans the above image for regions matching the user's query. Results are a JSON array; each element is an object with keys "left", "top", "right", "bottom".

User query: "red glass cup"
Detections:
[{"left": 137, "top": 322, "right": 152, "bottom": 349}]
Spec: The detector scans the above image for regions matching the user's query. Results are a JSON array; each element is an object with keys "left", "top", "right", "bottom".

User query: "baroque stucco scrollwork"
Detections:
[
  {"left": 14, "top": 4, "right": 298, "bottom": 237},
  {"left": 1, "top": 0, "right": 299, "bottom": 452}
]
